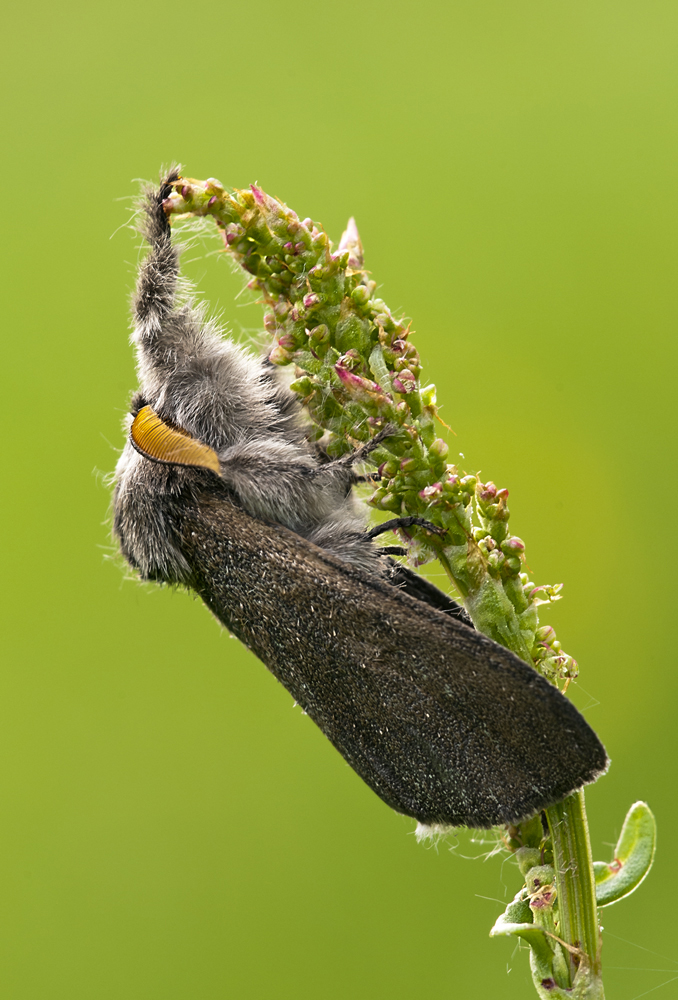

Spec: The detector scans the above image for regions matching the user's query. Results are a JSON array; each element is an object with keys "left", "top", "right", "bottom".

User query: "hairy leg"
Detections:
[
  {"left": 367, "top": 516, "right": 445, "bottom": 540},
  {"left": 131, "top": 174, "right": 303, "bottom": 453}
]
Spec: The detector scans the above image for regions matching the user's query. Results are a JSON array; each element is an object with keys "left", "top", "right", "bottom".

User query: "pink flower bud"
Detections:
[
  {"left": 303, "top": 293, "right": 320, "bottom": 309},
  {"left": 535, "top": 626, "right": 557, "bottom": 644},
  {"left": 419, "top": 483, "right": 443, "bottom": 500},
  {"left": 393, "top": 370, "right": 416, "bottom": 393},
  {"left": 335, "top": 364, "right": 377, "bottom": 395}
]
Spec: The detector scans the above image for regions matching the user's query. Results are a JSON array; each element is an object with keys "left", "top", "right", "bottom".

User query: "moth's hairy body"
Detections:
[{"left": 115, "top": 172, "right": 379, "bottom": 581}]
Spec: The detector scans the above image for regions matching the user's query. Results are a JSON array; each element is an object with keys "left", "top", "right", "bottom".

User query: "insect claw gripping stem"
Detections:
[
  {"left": 367, "top": 516, "right": 445, "bottom": 540},
  {"left": 313, "top": 422, "right": 399, "bottom": 474}
]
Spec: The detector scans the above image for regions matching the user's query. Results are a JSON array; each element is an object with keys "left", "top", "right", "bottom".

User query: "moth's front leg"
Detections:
[{"left": 130, "top": 174, "right": 273, "bottom": 452}]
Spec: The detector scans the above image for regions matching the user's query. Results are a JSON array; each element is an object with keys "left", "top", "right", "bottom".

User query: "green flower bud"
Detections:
[
  {"left": 375, "top": 491, "right": 403, "bottom": 513},
  {"left": 420, "top": 383, "right": 437, "bottom": 406},
  {"left": 526, "top": 866, "right": 557, "bottom": 914},
  {"left": 501, "top": 536, "right": 525, "bottom": 555},
  {"left": 378, "top": 460, "right": 399, "bottom": 479},
  {"left": 289, "top": 376, "right": 315, "bottom": 397},
  {"left": 309, "top": 324, "right": 330, "bottom": 346},
  {"left": 269, "top": 344, "right": 293, "bottom": 365},
  {"left": 516, "top": 847, "right": 542, "bottom": 876},
  {"left": 205, "top": 177, "right": 225, "bottom": 195},
  {"left": 487, "top": 550, "right": 505, "bottom": 574},
  {"left": 428, "top": 438, "right": 449, "bottom": 460}
]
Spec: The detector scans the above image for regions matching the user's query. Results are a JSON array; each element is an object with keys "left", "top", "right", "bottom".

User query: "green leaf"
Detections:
[
  {"left": 490, "top": 892, "right": 554, "bottom": 967},
  {"left": 594, "top": 801, "right": 656, "bottom": 907}
]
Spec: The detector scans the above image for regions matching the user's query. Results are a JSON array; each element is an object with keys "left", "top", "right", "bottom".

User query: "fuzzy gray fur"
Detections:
[{"left": 114, "top": 173, "right": 381, "bottom": 581}]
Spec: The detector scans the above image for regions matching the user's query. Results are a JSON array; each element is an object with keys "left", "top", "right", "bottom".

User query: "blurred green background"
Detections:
[{"left": 2, "top": 1, "right": 676, "bottom": 997}]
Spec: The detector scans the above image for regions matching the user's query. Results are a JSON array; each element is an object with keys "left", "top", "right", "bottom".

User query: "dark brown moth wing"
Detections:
[
  {"left": 384, "top": 558, "right": 474, "bottom": 627},
  {"left": 117, "top": 468, "right": 608, "bottom": 829}
]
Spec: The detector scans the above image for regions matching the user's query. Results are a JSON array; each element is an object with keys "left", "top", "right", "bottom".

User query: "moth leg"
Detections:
[
  {"left": 349, "top": 472, "right": 381, "bottom": 485},
  {"left": 132, "top": 170, "right": 181, "bottom": 342},
  {"left": 367, "top": 516, "right": 445, "bottom": 540},
  {"left": 384, "top": 558, "right": 474, "bottom": 627},
  {"left": 314, "top": 423, "right": 398, "bottom": 475},
  {"left": 378, "top": 545, "right": 407, "bottom": 556},
  {"left": 131, "top": 172, "right": 300, "bottom": 450}
]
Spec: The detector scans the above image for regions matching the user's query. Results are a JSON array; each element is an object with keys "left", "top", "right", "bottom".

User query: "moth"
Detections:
[{"left": 112, "top": 174, "right": 607, "bottom": 830}]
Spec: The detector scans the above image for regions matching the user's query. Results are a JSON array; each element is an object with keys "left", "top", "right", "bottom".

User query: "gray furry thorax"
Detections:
[{"left": 113, "top": 175, "right": 380, "bottom": 582}]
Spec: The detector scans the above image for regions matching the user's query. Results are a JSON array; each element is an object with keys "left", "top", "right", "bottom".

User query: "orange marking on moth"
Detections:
[{"left": 130, "top": 406, "right": 220, "bottom": 474}]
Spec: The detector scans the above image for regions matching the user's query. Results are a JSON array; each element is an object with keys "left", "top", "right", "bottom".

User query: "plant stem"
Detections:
[
  {"left": 440, "top": 537, "right": 605, "bottom": 997},
  {"left": 546, "top": 791, "right": 603, "bottom": 994}
]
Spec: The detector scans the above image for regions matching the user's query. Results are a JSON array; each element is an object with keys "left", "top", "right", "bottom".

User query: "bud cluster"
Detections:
[{"left": 164, "top": 175, "right": 576, "bottom": 684}]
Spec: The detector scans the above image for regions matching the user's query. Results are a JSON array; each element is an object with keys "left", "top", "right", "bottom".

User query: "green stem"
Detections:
[
  {"left": 434, "top": 544, "right": 536, "bottom": 672},
  {"left": 546, "top": 790, "right": 603, "bottom": 996},
  {"left": 439, "top": 532, "right": 605, "bottom": 998}
]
